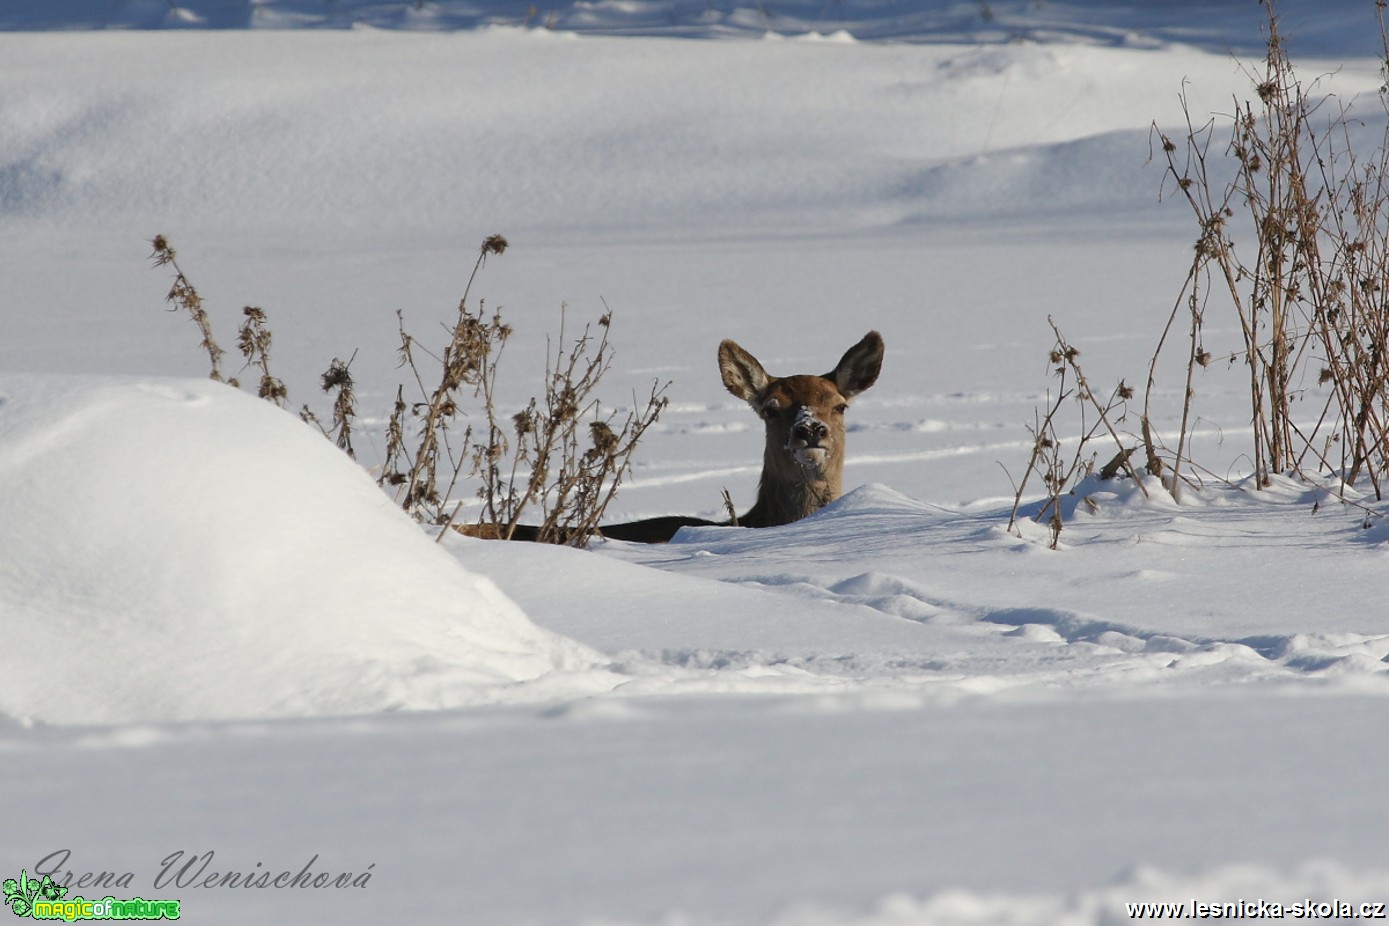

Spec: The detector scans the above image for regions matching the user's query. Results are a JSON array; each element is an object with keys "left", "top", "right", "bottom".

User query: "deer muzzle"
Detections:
[{"left": 787, "top": 407, "right": 831, "bottom": 468}]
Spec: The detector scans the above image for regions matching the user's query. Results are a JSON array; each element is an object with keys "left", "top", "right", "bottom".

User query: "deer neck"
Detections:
[{"left": 739, "top": 445, "right": 842, "bottom": 528}]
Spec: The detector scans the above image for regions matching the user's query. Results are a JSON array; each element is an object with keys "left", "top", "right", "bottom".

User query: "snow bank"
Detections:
[
  {"left": 1, "top": 0, "right": 1379, "bottom": 59},
  {"left": 10, "top": 27, "right": 1361, "bottom": 244},
  {"left": 0, "top": 373, "right": 600, "bottom": 725},
  {"left": 709, "top": 862, "right": 1389, "bottom": 925}
]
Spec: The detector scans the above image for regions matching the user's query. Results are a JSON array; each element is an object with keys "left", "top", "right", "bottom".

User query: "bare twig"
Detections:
[{"left": 150, "top": 234, "right": 225, "bottom": 382}]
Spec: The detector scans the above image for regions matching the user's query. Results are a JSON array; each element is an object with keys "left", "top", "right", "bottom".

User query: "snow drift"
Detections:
[{"left": 0, "top": 373, "right": 599, "bottom": 725}]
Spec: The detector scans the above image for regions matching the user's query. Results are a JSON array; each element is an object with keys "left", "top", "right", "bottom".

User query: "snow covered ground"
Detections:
[{"left": 5, "top": 1, "right": 1389, "bottom": 923}]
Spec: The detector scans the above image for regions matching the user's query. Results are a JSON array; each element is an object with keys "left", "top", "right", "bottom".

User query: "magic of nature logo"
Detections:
[{"left": 3, "top": 871, "right": 180, "bottom": 921}]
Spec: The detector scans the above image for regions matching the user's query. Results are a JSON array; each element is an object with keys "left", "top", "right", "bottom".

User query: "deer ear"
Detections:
[
  {"left": 829, "top": 331, "right": 884, "bottom": 399},
  {"left": 719, "top": 339, "right": 771, "bottom": 403}
]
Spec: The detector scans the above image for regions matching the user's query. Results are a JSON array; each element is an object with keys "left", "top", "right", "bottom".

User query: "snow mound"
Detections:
[
  {"left": 667, "top": 483, "right": 938, "bottom": 552},
  {"left": 0, "top": 373, "right": 600, "bottom": 725},
  {"left": 727, "top": 861, "right": 1389, "bottom": 925},
  {"left": 3, "top": 1, "right": 1379, "bottom": 58}
]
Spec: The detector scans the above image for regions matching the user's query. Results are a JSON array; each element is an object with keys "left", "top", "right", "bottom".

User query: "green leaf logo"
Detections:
[{"left": 3, "top": 871, "right": 65, "bottom": 918}]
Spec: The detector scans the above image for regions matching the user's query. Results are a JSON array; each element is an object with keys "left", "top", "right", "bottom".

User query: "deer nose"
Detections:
[{"left": 792, "top": 416, "right": 829, "bottom": 445}]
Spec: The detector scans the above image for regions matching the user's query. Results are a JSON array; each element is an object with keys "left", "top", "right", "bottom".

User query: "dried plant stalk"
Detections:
[
  {"left": 1147, "top": 1, "right": 1389, "bottom": 500},
  {"left": 1008, "top": 319, "right": 1139, "bottom": 549},
  {"left": 237, "top": 305, "right": 288, "bottom": 407},
  {"left": 382, "top": 237, "right": 667, "bottom": 546},
  {"left": 150, "top": 234, "right": 225, "bottom": 382},
  {"left": 153, "top": 231, "right": 666, "bottom": 546}
]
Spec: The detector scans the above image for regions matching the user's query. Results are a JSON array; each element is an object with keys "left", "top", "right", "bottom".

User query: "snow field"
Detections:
[{"left": 4, "top": 1, "right": 1389, "bottom": 922}]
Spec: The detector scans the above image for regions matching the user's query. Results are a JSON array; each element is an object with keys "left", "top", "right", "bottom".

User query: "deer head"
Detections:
[{"left": 718, "top": 331, "right": 884, "bottom": 528}]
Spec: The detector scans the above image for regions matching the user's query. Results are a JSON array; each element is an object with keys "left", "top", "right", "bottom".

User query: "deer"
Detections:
[
  {"left": 594, "top": 330, "right": 884, "bottom": 543},
  {"left": 481, "top": 332, "right": 884, "bottom": 544}
]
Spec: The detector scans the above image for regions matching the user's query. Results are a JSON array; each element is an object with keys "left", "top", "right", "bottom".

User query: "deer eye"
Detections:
[
  {"left": 833, "top": 403, "right": 848, "bottom": 415},
  {"left": 760, "top": 402, "right": 782, "bottom": 420}
]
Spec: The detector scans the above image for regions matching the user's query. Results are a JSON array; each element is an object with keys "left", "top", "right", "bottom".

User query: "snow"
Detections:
[
  {"left": 4, "top": 1, "right": 1389, "bottom": 923},
  {"left": 0, "top": 373, "right": 603, "bottom": 724}
]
